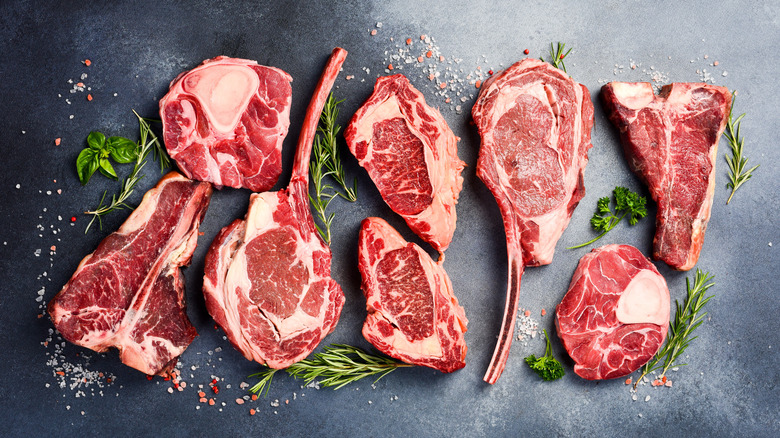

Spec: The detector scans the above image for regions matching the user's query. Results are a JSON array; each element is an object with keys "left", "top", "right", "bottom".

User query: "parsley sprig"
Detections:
[
  {"left": 524, "top": 330, "right": 565, "bottom": 381},
  {"left": 724, "top": 94, "right": 758, "bottom": 204},
  {"left": 309, "top": 93, "right": 358, "bottom": 244},
  {"left": 568, "top": 186, "right": 647, "bottom": 249},
  {"left": 248, "top": 344, "right": 411, "bottom": 396},
  {"left": 83, "top": 111, "right": 169, "bottom": 232},
  {"left": 635, "top": 269, "right": 714, "bottom": 388},
  {"left": 541, "top": 42, "right": 573, "bottom": 73}
]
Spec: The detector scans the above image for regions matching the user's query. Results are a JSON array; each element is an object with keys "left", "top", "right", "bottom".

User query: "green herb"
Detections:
[
  {"left": 76, "top": 131, "right": 139, "bottom": 185},
  {"left": 541, "top": 42, "right": 573, "bottom": 73},
  {"left": 309, "top": 93, "right": 358, "bottom": 244},
  {"left": 568, "top": 186, "right": 648, "bottom": 249},
  {"left": 635, "top": 269, "right": 714, "bottom": 389},
  {"left": 724, "top": 94, "right": 759, "bottom": 204},
  {"left": 524, "top": 329, "right": 565, "bottom": 381},
  {"left": 248, "top": 344, "right": 412, "bottom": 395},
  {"left": 84, "top": 111, "right": 169, "bottom": 232}
]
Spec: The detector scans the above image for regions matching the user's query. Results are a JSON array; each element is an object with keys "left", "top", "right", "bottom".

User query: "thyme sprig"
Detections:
[
  {"left": 724, "top": 94, "right": 759, "bottom": 204},
  {"left": 248, "top": 344, "right": 412, "bottom": 395},
  {"left": 634, "top": 269, "right": 715, "bottom": 389},
  {"left": 84, "top": 111, "right": 169, "bottom": 232},
  {"left": 309, "top": 93, "right": 358, "bottom": 244},
  {"left": 542, "top": 42, "right": 573, "bottom": 73}
]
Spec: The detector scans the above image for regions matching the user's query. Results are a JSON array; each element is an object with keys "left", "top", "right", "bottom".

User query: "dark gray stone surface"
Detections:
[{"left": 1, "top": 0, "right": 777, "bottom": 436}]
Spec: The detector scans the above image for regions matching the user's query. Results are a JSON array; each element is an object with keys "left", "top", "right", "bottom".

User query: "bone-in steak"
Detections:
[
  {"left": 472, "top": 58, "right": 594, "bottom": 384},
  {"left": 602, "top": 82, "right": 731, "bottom": 270},
  {"left": 160, "top": 56, "right": 292, "bottom": 192},
  {"left": 202, "top": 48, "right": 347, "bottom": 369},
  {"left": 48, "top": 172, "right": 212, "bottom": 375},
  {"left": 345, "top": 74, "right": 465, "bottom": 253},
  {"left": 556, "top": 244, "right": 670, "bottom": 380},
  {"left": 358, "top": 217, "right": 467, "bottom": 372}
]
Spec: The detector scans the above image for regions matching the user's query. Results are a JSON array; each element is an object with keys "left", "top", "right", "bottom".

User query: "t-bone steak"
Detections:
[
  {"left": 601, "top": 82, "right": 731, "bottom": 270},
  {"left": 556, "top": 244, "right": 670, "bottom": 380},
  {"left": 345, "top": 74, "right": 465, "bottom": 253},
  {"left": 202, "top": 48, "right": 347, "bottom": 369},
  {"left": 471, "top": 58, "right": 594, "bottom": 384},
  {"left": 358, "top": 217, "right": 468, "bottom": 372},
  {"left": 48, "top": 172, "right": 212, "bottom": 375},
  {"left": 160, "top": 56, "right": 293, "bottom": 192}
]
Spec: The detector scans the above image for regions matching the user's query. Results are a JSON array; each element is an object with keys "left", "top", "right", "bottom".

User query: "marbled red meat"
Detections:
[
  {"left": 358, "top": 217, "right": 467, "bottom": 372},
  {"left": 601, "top": 82, "right": 731, "bottom": 270},
  {"left": 472, "top": 58, "right": 594, "bottom": 383},
  {"left": 345, "top": 74, "right": 464, "bottom": 252},
  {"left": 48, "top": 173, "right": 212, "bottom": 375},
  {"left": 203, "top": 48, "right": 346, "bottom": 368},
  {"left": 556, "top": 244, "right": 670, "bottom": 380},
  {"left": 160, "top": 56, "right": 292, "bottom": 192}
]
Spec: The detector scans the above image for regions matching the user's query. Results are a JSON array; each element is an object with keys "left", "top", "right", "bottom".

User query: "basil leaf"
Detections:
[
  {"left": 98, "top": 158, "right": 118, "bottom": 179},
  {"left": 107, "top": 137, "right": 139, "bottom": 163},
  {"left": 87, "top": 131, "right": 106, "bottom": 150},
  {"left": 76, "top": 148, "right": 99, "bottom": 185}
]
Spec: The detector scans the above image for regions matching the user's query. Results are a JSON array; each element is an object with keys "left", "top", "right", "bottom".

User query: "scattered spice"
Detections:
[
  {"left": 426, "top": 50, "right": 433, "bottom": 58},
  {"left": 475, "top": 80, "right": 482, "bottom": 88},
  {"left": 388, "top": 64, "right": 394, "bottom": 70},
  {"left": 370, "top": 29, "right": 377, "bottom": 36},
  {"left": 541, "top": 308, "right": 547, "bottom": 316},
  {"left": 420, "top": 35, "right": 426, "bottom": 40},
  {"left": 406, "top": 38, "right": 412, "bottom": 45},
  {"left": 250, "top": 408, "right": 256, "bottom": 416},
  {"left": 70, "top": 216, "right": 77, "bottom": 222},
  {"left": 625, "top": 378, "right": 632, "bottom": 385},
  {"left": 87, "top": 94, "right": 93, "bottom": 101},
  {"left": 439, "top": 82, "right": 447, "bottom": 89},
  {"left": 524, "top": 49, "right": 530, "bottom": 55},
  {"left": 55, "top": 138, "right": 61, "bottom": 146},
  {"left": 84, "top": 59, "right": 92, "bottom": 66}
]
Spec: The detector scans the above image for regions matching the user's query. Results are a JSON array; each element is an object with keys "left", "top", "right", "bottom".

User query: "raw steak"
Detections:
[
  {"left": 471, "top": 58, "right": 594, "bottom": 384},
  {"left": 160, "top": 56, "right": 292, "bottom": 192},
  {"left": 555, "top": 244, "right": 670, "bottom": 380},
  {"left": 358, "top": 217, "right": 467, "bottom": 372},
  {"left": 202, "top": 48, "right": 347, "bottom": 369},
  {"left": 601, "top": 82, "right": 731, "bottom": 270},
  {"left": 345, "top": 74, "right": 465, "bottom": 253},
  {"left": 48, "top": 172, "right": 212, "bottom": 375}
]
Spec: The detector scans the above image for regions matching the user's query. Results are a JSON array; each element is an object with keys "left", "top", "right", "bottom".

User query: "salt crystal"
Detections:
[{"left": 644, "top": 395, "right": 651, "bottom": 402}]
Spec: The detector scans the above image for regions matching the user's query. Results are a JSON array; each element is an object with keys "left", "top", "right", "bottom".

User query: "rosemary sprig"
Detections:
[
  {"left": 724, "top": 94, "right": 759, "bottom": 204},
  {"left": 309, "top": 93, "right": 358, "bottom": 244},
  {"left": 84, "top": 111, "right": 169, "bottom": 232},
  {"left": 541, "top": 42, "right": 573, "bottom": 73},
  {"left": 248, "top": 344, "right": 412, "bottom": 395},
  {"left": 634, "top": 269, "right": 715, "bottom": 389}
]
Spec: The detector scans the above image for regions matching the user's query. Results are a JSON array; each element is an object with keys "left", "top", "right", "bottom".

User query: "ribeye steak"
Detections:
[
  {"left": 556, "top": 244, "right": 670, "bottom": 380},
  {"left": 48, "top": 172, "right": 212, "bottom": 375},
  {"left": 203, "top": 48, "right": 347, "bottom": 369},
  {"left": 160, "top": 56, "right": 292, "bottom": 192},
  {"left": 358, "top": 217, "right": 468, "bottom": 372},
  {"left": 601, "top": 82, "right": 731, "bottom": 270},
  {"left": 345, "top": 74, "right": 465, "bottom": 253},
  {"left": 472, "top": 58, "right": 594, "bottom": 384}
]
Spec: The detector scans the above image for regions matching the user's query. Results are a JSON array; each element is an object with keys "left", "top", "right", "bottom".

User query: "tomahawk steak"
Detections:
[
  {"left": 345, "top": 74, "right": 465, "bottom": 253},
  {"left": 202, "top": 48, "right": 347, "bottom": 369},
  {"left": 48, "top": 172, "right": 212, "bottom": 375},
  {"left": 358, "top": 217, "right": 467, "bottom": 372},
  {"left": 556, "top": 244, "right": 670, "bottom": 380},
  {"left": 602, "top": 82, "right": 731, "bottom": 270},
  {"left": 160, "top": 56, "right": 292, "bottom": 192},
  {"left": 472, "top": 58, "right": 594, "bottom": 384}
]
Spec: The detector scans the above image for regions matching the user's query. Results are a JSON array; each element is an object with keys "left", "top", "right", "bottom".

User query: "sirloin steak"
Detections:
[
  {"left": 345, "top": 74, "right": 465, "bottom": 253},
  {"left": 602, "top": 82, "right": 731, "bottom": 270},
  {"left": 48, "top": 172, "right": 212, "bottom": 376},
  {"left": 556, "top": 244, "right": 670, "bottom": 380},
  {"left": 202, "top": 48, "right": 347, "bottom": 369},
  {"left": 160, "top": 56, "right": 292, "bottom": 192},
  {"left": 358, "top": 217, "right": 468, "bottom": 373},
  {"left": 472, "top": 58, "right": 594, "bottom": 384}
]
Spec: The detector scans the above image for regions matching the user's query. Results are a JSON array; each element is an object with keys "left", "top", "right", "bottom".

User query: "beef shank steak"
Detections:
[
  {"left": 556, "top": 244, "right": 670, "bottom": 380},
  {"left": 601, "top": 82, "right": 731, "bottom": 270},
  {"left": 203, "top": 48, "right": 347, "bottom": 369},
  {"left": 345, "top": 74, "right": 465, "bottom": 253},
  {"left": 48, "top": 172, "right": 212, "bottom": 375},
  {"left": 160, "top": 56, "right": 292, "bottom": 192},
  {"left": 471, "top": 58, "right": 594, "bottom": 383},
  {"left": 358, "top": 217, "right": 467, "bottom": 372}
]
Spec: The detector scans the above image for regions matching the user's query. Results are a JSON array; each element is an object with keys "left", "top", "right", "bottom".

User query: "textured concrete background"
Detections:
[{"left": 1, "top": 0, "right": 777, "bottom": 436}]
